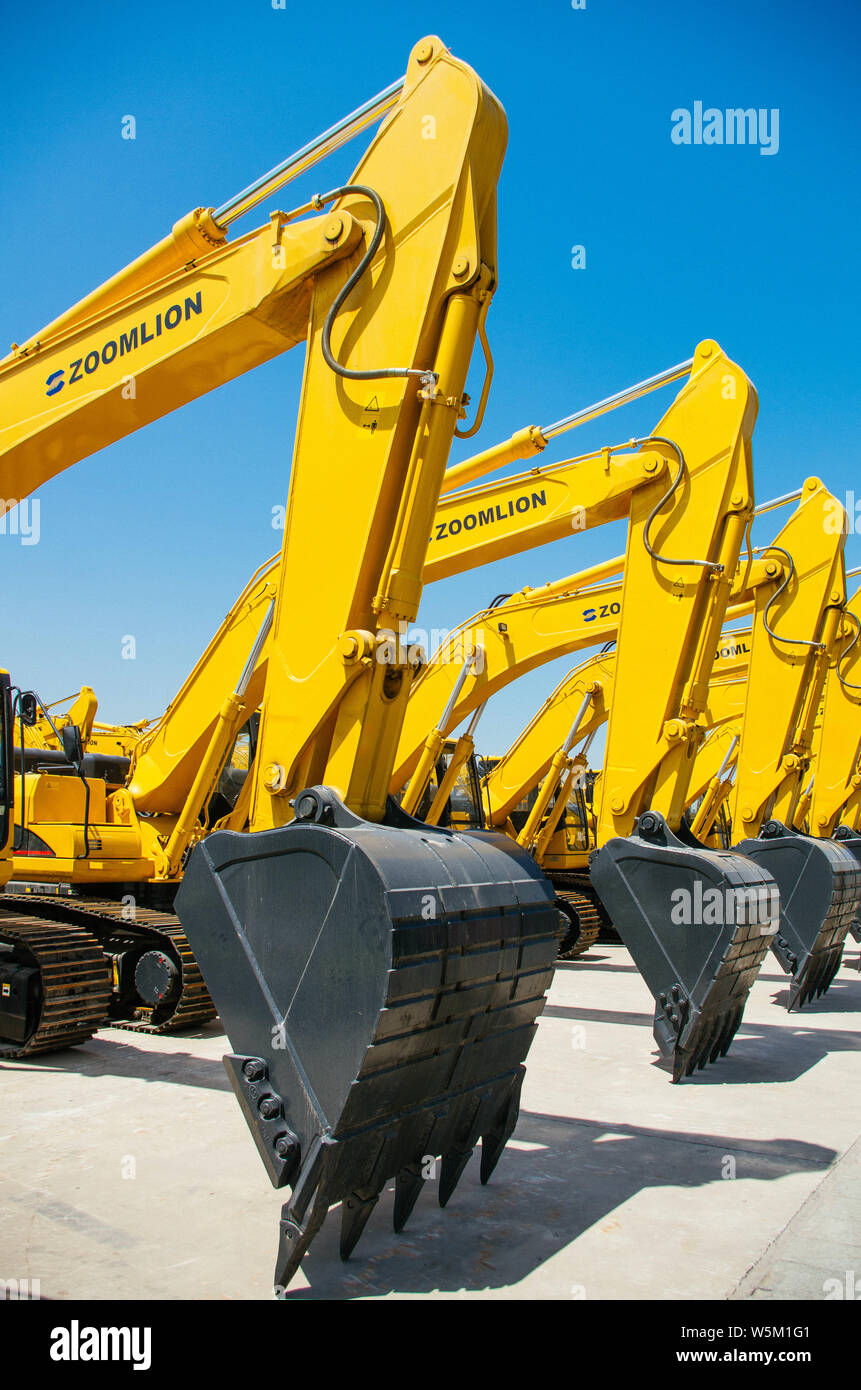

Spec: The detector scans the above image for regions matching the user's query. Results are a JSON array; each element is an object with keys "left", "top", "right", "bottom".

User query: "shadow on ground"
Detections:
[
  {"left": 0, "top": 1022, "right": 230, "bottom": 1091},
  {"left": 280, "top": 1109, "right": 836, "bottom": 1299},
  {"left": 554, "top": 953, "right": 861, "bottom": 1087}
]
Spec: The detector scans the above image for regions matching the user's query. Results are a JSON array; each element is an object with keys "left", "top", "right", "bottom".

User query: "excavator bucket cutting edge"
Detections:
[
  {"left": 175, "top": 787, "right": 558, "bottom": 1291},
  {"left": 589, "top": 813, "right": 779, "bottom": 1081},
  {"left": 737, "top": 823, "right": 861, "bottom": 1008}
]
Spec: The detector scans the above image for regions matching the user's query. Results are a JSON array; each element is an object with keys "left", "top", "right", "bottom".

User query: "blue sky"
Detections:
[{"left": 2, "top": 0, "right": 859, "bottom": 755}]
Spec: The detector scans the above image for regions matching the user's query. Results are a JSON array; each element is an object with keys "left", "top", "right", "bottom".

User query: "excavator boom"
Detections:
[{"left": 173, "top": 38, "right": 560, "bottom": 1290}]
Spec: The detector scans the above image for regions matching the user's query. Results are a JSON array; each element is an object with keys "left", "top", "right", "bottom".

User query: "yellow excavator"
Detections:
[
  {"left": 394, "top": 476, "right": 861, "bottom": 1070},
  {"left": 4, "top": 336, "right": 753, "bottom": 1043},
  {"left": 476, "top": 636, "right": 753, "bottom": 951},
  {"left": 686, "top": 568, "right": 861, "bottom": 985},
  {"left": 683, "top": 505, "right": 860, "bottom": 1007},
  {"left": 809, "top": 574, "right": 861, "bottom": 959},
  {"left": 0, "top": 38, "right": 567, "bottom": 1284},
  {"left": 485, "top": 540, "right": 861, "bottom": 1011},
  {"left": 0, "top": 35, "right": 837, "bottom": 1281}
]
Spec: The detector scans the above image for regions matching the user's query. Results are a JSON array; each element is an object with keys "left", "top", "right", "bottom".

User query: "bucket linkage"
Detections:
[{"left": 175, "top": 787, "right": 559, "bottom": 1290}]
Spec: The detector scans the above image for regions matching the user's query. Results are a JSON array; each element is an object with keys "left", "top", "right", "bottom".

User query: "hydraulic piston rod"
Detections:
[
  {"left": 214, "top": 80, "right": 405, "bottom": 228},
  {"left": 441, "top": 356, "right": 696, "bottom": 494}
]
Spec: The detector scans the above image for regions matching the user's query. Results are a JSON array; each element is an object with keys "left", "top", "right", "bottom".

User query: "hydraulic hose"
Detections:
[
  {"left": 315, "top": 184, "right": 438, "bottom": 385},
  {"left": 836, "top": 609, "right": 861, "bottom": 691},
  {"left": 760, "top": 545, "right": 826, "bottom": 652},
  {"left": 638, "top": 435, "right": 723, "bottom": 573}
]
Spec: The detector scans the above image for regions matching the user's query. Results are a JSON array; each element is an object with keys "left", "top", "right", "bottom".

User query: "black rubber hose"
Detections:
[
  {"left": 316, "top": 183, "right": 437, "bottom": 385},
  {"left": 837, "top": 609, "right": 861, "bottom": 691},
  {"left": 639, "top": 435, "right": 723, "bottom": 573},
  {"left": 760, "top": 545, "right": 825, "bottom": 651}
]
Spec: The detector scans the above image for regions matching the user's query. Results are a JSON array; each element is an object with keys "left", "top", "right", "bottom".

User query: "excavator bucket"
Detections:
[
  {"left": 737, "top": 822, "right": 861, "bottom": 1008},
  {"left": 175, "top": 787, "right": 558, "bottom": 1290},
  {"left": 589, "top": 812, "right": 779, "bottom": 1080},
  {"left": 833, "top": 826, "right": 861, "bottom": 945}
]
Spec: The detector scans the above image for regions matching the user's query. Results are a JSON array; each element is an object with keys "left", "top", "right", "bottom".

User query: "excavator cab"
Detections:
[{"left": 409, "top": 740, "right": 486, "bottom": 831}]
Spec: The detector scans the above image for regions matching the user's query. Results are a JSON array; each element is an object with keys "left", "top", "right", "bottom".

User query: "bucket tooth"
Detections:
[
  {"left": 589, "top": 811, "right": 778, "bottom": 1079},
  {"left": 439, "top": 1147, "right": 474, "bottom": 1208},
  {"left": 480, "top": 1065, "right": 526, "bottom": 1185},
  {"left": 737, "top": 823, "right": 861, "bottom": 1011},
  {"left": 275, "top": 1184, "right": 331, "bottom": 1294},
  {"left": 340, "top": 1187, "right": 380, "bottom": 1261},
  {"left": 393, "top": 1165, "right": 425, "bottom": 1233},
  {"left": 175, "top": 787, "right": 558, "bottom": 1284}
]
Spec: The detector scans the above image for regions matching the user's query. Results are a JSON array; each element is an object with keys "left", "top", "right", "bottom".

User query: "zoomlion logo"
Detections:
[
  {"left": 44, "top": 292, "right": 203, "bottom": 396},
  {"left": 716, "top": 640, "right": 749, "bottom": 659},
  {"left": 431, "top": 490, "right": 547, "bottom": 541}
]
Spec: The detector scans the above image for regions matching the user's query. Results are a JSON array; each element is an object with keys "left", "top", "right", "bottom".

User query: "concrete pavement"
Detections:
[{"left": 2, "top": 941, "right": 860, "bottom": 1300}]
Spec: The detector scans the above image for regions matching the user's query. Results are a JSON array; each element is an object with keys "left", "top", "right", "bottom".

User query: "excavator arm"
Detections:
[
  {"left": 171, "top": 38, "right": 562, "bottom": 1291},
  {"left": 482, "top": 637, "right": 752, "bottom": 831},
  {"left": 810, "top": 584, "right": 861, "bottom": 836},
  {"left": 0, "top": 208, "right": 364, "bottom": 505},
  {"left": 723, "top": 483, "right": 861, "bottom": 1007}
]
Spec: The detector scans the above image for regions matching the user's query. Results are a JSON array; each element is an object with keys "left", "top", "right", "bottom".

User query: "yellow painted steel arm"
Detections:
[
  {"left": 397, "top": 342, "right": 759, "bottom": 838},
  {"left": 0, "top": 208, "right": 363, "bottom": 506},
  {"left": 729, "top": 478, "right": 847, "bottom": 839},
  {"left": 687, "top": 723, "right": 742, "bottom": 840},
  {"left": 126, "top": 554, "right": 278, "bottom": 813},
  {"left": 593, "top": 344, "right": 758, "bottom": 841},
  {"left": 809, "top": 583, "right": 861, "bottom": 835},
  {"left": 393, "top": 556, "right": 765, "bottom": 800},
  {"left": 391, "top": 559, "right": 626, "bottom": 789},
  {"left": 482, "top": 650, "right": 616, "bottom": 825},
  {"left": 424, "top": 442, "right": 668, "bottom": 582},
  {"left": 247, "top": 37, "right": 508, "bottom": 828},
  {"left": 482, "top": 630, "right": 753, "bottom": 828}
]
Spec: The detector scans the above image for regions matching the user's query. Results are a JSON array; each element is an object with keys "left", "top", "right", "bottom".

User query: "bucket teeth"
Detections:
[
  {"left": 393, "top": 1165, "right": 425, "bottom": 1233},
  {"left": 176, "top": 800, "right": 559, "bottom": 1286},
  {"left": 274, "top": 1186, "right": 330, "bottom": 1294},
  {"left": 439, "top": 1147, "right": 474, "bottom": 1208},
  {"left": 340, "top": 1188, "right": 380, "bottom": 1261},
  {"left": 589, "top": 814, "right": 776, "bottom": 1080},
  {"left": 788, "top": 945, "right": 845, "bottom": 1010},
  {"left": 480, "top": 1065, "right": 526, "bottom": 1185},
  {"left": 669, "top": 998, "right": 748, "bottom": 1082}
]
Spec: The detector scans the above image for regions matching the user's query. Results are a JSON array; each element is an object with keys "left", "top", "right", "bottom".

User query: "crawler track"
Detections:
[
  {"left": 552, "top": 887, "right": 602, "bottom": 958},
  {"left": 0, "top": 911, "right": 111, "bottom": 1057},
  {"left": 2, "top": 896, "right": 215, "bottom": 1033}
]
